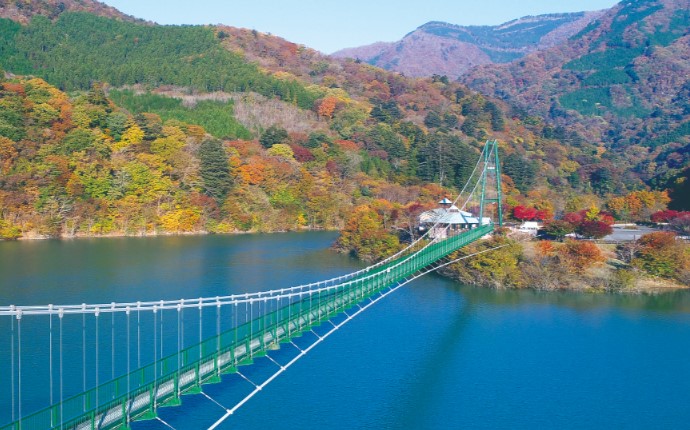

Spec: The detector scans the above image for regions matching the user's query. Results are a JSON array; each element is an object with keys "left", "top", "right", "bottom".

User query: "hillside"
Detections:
[
  {"left": 332, "top": 12, "right": 604, "bottom": 78},
  {"left": 0, "top": 75, "right": 448, "bottom": 240},
  {"left": 461, "top": 0, "right": 690, "bottom": 209},
  {"left": 0, "top": 3, "right": 685, "bottom": 241}
]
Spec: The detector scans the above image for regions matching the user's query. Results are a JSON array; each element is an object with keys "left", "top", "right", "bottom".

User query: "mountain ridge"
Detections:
[
  {"left": 332, "top": 11, "right": 605, "bottom": 78},
  {"left": 461, "top": 0, "right": 690, "bottom": 209}
]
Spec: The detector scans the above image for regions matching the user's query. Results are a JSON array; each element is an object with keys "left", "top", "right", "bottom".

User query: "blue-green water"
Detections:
[{"left": 1, "top": 232, "right": 690, "bottom": 429}]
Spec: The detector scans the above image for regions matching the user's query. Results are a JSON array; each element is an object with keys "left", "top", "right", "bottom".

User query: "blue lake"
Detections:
[{"left": 1, "top": 232, "right": 690, "bottom": 429}]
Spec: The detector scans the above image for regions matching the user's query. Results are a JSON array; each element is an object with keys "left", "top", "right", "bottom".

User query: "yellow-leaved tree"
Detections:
[{"left": 112, "top": 124, "right": 144, "bottom": 152}]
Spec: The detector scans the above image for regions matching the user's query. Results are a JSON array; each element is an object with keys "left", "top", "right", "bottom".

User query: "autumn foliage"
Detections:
[
  {"left": 650, "top": 210, "right": 690, "bottom": 224},
  {"left": 336, "top": 205, "right": 400, "bottom": 261},
  {"left": 512, "top": 205, "right": 552, "bottom": 221},
  {"left": 561, "top": 240, "right": 606, "bottom": 271},
  {"left": 633, "top": 232, "right": 688, "bottom": 279}
]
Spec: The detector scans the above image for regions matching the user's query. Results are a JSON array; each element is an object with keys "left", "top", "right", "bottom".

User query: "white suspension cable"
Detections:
[
  {"left": 207, "top": 241, "right": 508, "bottom": 430},
  {"left": 200, "top": 391, "right": 229, "bottom": 413},
  {"left": 156, "top": 416, "right": 177, "bottom": 430}
]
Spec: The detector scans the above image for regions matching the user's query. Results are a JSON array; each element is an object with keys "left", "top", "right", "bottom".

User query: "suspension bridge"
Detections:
[{"left": 1, "top": 140, "right": 504, "bottom": 430}]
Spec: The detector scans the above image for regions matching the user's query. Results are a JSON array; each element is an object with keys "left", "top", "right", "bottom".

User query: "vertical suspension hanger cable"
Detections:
[
  {"left": 259, "top": 295, "right": 264, "bottom": 343},
  {"left": 17, "top": 309, "right": 22, "bottom": 430},
  {"left": 264, "top": 296, "right": 269, "bottom": 344},
  {"left": 153, "top": 305, "right": 158, "bottom": 411},
  {"left": 49, "top": 304, "right": 54, "bottom": 408},
  {"left": 278, "top": 292, "right": 283, "bottom": 336},
  {"left": 137, "top": 301, "right": 141, "bottom": 370},
  {"left": 59, "top": 308, "right": 64, "bottom": 430},
  {"left": 95, "top": 307, "right": 100, "bottom": 407},
  {"left": 125, "top": 306, "right": 132, "bottom": 409},
  {"left": 177, "top": 303, "right": 181, "bottom": 393},
  {"left": 160, "top": 300, "right": 164, "bottom": 378},
  {"left": 199, "top": 298, "right": 203, "bottom": 361},
  {"left": 11, "top": 305, "right": 15, "bottom": 423},
  {"left": 234, "top": 301, "right": 238, "bottom": 364},
  {"left": 180, "top": 299, "right": 185, "bottom": 363},
  {"left": 287, "top": 293, "right": 291, "bottom": 337},
  {"left": 81, "top": 304, "right": 86, "bottom": 411},
  {"left": 126, "top": 306, "right": 131, "bottom": 422},
  {"left": 257, "top": 293, "right": 262, "bottom": 347},
  {"left": 273, "top": 296, "right": 278, "bottom": 339},
  {"left": 216, "top": 298, "right": 221, "bottom": 378},
  {"left": 244, "top": 299, "right": 248, "bottom": 346},
  {"left": 111, "top": 303, "right": 115, "bottom": 381},
  {"left": 216, "top": 297, "right": 221, "bottom": 357},
  {"left": 272, "top": 297, "right": 281, "bottom": 345},
  {"left": 264, "top": 295, "right": 269, "bottom": 340}
]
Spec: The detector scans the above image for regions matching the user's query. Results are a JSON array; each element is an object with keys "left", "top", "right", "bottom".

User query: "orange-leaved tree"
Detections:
[{"left": 561, "top": 240, "right": 606, "bottom": 271}]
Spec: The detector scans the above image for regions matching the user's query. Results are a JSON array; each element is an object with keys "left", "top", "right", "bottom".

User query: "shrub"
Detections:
[
  {"left": 633, "top": 232, "right": 685, "bottom": 278},
  {"left": 561, "top": 240, "right": 605, "bottom": 271}
]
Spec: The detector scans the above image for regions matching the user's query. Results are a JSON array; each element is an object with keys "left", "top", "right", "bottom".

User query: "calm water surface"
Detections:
[{"left": 1, "top": 232, "right": 690, "bottom": 429}]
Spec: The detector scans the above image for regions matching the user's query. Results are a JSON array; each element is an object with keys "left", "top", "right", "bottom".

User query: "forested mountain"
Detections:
[
  {"left": 0, "top": 1, "right": 686, "bottom": 240},
  {"left": 332, "top": 12, "right": 604, "bottom": 78},
  {"left": 462, "top": 0, "right": 690, "bottom": 209}
]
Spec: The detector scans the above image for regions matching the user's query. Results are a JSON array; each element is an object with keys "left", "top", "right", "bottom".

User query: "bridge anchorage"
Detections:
[{"left": 1, "top": 140, "right": 503, "bottom": 430}]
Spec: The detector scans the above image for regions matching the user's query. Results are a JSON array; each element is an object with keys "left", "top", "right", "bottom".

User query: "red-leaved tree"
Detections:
[
  {"left": 651, "top": 210, "right": 681, "bottom": 223},
  {"left": 563, "top": 211, "right": 584, "bottom": 225},
  {"left": 576, "top": 220, "right": 613, "bottom": 239},
  {"left": 513, "top": 205, "right": 537, "bottom": 221}
]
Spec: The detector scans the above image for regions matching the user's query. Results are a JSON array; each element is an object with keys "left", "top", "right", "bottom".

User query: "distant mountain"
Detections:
[
  {"left": 461, "top": 0, "right": 690, "bottom": 209},
  {"left": 0, "top": 0, "right": 141, "bottom": 24},
  {"left": 332, "top": 12, "right": 605, "bottom": 78}
]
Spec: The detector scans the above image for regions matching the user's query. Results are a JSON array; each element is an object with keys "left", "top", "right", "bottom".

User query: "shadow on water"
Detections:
[
  {"left": 456, "top": 280, "right": 690, "bottom": 316},
  {"left": 387, "top": 295, "right": 474, "bottom": 429}
]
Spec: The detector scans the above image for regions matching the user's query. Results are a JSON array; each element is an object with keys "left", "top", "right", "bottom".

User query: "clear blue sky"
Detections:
[{"left": 102, "top": 0, "right": 620, "bottom": 53}]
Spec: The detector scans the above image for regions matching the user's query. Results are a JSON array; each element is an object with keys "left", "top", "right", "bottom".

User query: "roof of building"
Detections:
[
  {"left": 438, "top": 198, "right": 453, "bottom": 204},
  {"left": 419, "top": 208, "right": 490, "bottom": 225}
]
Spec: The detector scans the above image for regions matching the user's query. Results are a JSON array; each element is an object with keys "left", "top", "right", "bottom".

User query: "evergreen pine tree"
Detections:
[{"left": 199, "top": 139, "right": 232, "bottom": 202}]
